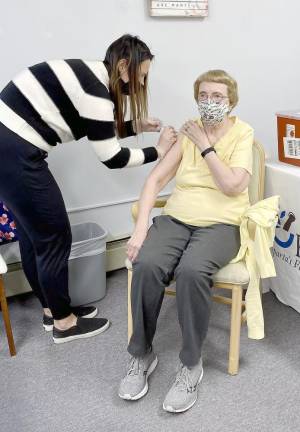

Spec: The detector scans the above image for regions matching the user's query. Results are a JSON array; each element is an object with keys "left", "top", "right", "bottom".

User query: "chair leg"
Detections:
[
  {"left": 0, "top": 275, "right": 16, "bottom": 356},
  {"left": 128, "top": 270, "right": 133, "bottom": 344},
  {"left": 228, "top": 285, "right": 242, "bottom": 375}
]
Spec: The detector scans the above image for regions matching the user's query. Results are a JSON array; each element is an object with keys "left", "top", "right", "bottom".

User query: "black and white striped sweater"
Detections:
[{"left": 0, "top": 59, "right": 158, "bottom": 168}]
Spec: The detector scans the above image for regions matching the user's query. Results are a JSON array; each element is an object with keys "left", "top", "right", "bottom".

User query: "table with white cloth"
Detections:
[{"left": 265, "top": 160, "right": 300, "bottom": 313}]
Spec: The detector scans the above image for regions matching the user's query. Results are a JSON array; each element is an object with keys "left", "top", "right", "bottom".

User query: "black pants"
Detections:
[
  {"left": 128, "top": 215, "right": 240, "bottom": 367},
  {"left": 0, "top": 122, "right": 72, "bottom": 319}
]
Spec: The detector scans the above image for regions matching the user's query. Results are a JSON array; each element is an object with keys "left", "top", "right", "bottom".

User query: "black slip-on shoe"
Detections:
[
  {"left": 52, "top": 317, "right": 110, "bottom": 344},
  {"left": 43, "top": 306, "right": 98, "bottom": 332},
  {"left": 43, "top": 314, "right": 55, "bottom": 332}
]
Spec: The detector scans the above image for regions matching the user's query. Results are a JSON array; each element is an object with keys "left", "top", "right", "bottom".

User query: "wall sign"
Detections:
[{"left": 150, "top": 1, "right": 208, "bottom": 17}]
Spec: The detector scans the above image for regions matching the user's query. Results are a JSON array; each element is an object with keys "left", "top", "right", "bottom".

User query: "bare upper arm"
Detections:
[{"left": 147, "top": 134, "right": 183, "bottom": 187}]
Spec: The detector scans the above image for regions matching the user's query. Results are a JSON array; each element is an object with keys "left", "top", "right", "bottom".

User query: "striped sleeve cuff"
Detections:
[
  {"left": 142, "top": 147, "right": 158, "bottom": 164},
  {"left": 102, "top": 148, "right": 131, "bottom": 169},
  {"left": 93, "top": 138, "right": 159, "bottom": 169}
]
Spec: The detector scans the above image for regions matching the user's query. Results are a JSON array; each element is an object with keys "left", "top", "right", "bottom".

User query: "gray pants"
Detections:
[{"left": 128, "top": 215, "right": 240, "bottom": 367}]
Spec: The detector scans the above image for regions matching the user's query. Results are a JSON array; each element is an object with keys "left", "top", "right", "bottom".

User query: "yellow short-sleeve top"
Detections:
[{"left": 162, "top": 116, "right": 254, "bottom": 227}]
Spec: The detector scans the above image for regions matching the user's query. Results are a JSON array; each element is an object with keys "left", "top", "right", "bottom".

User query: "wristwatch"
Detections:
[{"left": 201, "top": 146, "right": 216, "bottom": 159}]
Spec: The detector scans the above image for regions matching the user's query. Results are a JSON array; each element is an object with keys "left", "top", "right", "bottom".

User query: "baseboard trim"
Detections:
[{"left": 106, "top": 236, "right": 129, "bottom": 272}]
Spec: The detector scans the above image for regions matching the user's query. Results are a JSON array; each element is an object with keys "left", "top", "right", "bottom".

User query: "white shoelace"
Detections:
[
  {"left": 127, "top": 357, "right": 142, "bottom": 376},
  {"left": 174, "top": 365, "right": 194, "bottom": 392}
]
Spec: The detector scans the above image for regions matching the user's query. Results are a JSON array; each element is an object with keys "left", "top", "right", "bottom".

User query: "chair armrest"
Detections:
[
  {"left": 0, "top": 253, "right": 8, "bottom": 274},
  {"left": 131, "top": 199, "right": 168, "bottom": 223}
]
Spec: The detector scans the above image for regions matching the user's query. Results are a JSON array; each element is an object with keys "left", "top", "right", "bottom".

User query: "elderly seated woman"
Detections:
[{"left": 118, "top": 70, "right": 254, "bottom": 413}]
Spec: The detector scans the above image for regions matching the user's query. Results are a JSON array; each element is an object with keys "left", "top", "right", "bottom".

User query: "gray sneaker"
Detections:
[
  {"left": 119, "top": 351, "right": 158, "bottom": 400},
  {"left": 163, "top": 358, "right": 203, "bottom": 413}
]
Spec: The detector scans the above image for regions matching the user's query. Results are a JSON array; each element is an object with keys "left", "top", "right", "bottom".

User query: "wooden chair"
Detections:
[
  {"left": 0, "top": 253, "right": 16, "bottom": 356},
  {"left": 127, "top": 140, "right": 265, "bottom": 375}
]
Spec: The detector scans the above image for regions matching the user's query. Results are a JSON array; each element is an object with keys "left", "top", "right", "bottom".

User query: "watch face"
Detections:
[{"left": 202, "top": 147, "right": 215, "bottom": 158}]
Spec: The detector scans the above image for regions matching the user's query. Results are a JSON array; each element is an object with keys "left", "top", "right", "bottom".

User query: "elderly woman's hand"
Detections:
[
  {"left": 126, "top": 227, "right": 148, "bottom": 263},
  {"left": 180, "top": 120, "right": 210, "bottom": 152}
]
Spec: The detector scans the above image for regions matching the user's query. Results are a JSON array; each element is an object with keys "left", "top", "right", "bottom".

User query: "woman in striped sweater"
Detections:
[{"left": 0, "top": 34, "right": 176, "bottom": 344}]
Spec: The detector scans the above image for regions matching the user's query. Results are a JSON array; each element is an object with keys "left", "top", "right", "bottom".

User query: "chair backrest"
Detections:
[{"left": 248, "top": 140, "right": 265, "bottom": 205}]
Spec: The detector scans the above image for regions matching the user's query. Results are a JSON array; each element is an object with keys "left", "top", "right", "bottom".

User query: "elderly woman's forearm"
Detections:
[
  {"left": 135, "top": 179, "right": 164, "bottom": 229},
  {"left": 204, "top": 152, "right": 250, "bottom": 196}
]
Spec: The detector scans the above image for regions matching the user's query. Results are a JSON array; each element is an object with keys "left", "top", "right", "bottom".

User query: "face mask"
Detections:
[
  {"left": 197, "top": 99, "right": 230, "bottom": 125},
  {"left": 121, "top": 81, "right": 130, "bottom": 95}
]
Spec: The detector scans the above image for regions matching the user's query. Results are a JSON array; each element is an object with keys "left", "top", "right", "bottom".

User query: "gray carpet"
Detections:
[{"left": 0, "top": 269, "right": 300, "bottom": 432}]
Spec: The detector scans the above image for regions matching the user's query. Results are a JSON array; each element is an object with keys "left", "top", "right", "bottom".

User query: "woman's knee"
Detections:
[
  {"left": 35, "top": 221, "right": 72, "bottom": 261},
  {"left": 134, "top": 253, "right": 161, "bottom": 275},
  {"left": 133, "top": 251, "right": 170, "bottom": 284},
  {"left": 175, "top": 262, "right": 211, "bottom": 288}
]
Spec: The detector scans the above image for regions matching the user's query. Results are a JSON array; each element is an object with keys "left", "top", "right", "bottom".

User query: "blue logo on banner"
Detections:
[{"left": 275, "top": 210, "right": 295, "bottom": 248}]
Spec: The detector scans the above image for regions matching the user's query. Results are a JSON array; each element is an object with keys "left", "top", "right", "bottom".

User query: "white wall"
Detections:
[{"left": 1, "top": 0, "right": 300, "bottom": 245}]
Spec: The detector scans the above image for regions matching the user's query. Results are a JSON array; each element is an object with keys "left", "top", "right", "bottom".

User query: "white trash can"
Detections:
[{"left": 68, "top": 222, "right": 108, "bottom": 306}]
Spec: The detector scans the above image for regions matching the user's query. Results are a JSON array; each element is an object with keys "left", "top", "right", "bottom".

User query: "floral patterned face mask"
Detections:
[{"left": 197, "top": 99, "right": 230, "bottom": 126}]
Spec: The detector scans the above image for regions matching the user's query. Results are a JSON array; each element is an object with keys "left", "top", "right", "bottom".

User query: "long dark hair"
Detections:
[{"left": 104, "top": 34, "right": 154, "bottom": 138}]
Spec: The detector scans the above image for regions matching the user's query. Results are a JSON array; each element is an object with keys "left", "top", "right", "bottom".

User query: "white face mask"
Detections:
[{"left": 197, "top": 99, "right": 230, "bottom": 126}]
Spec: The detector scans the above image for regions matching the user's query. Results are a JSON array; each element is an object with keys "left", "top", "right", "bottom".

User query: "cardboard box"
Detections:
[{"left": 277, "top": 110, "right": 300, "bottom": 167}]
